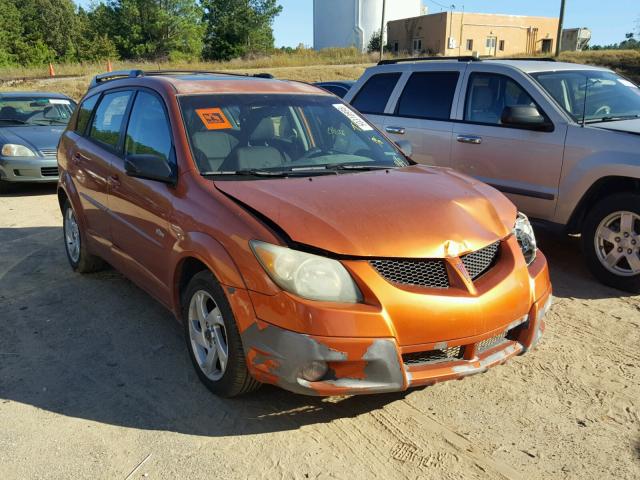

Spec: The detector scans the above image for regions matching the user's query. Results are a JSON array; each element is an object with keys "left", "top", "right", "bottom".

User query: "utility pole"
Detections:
[
  {"left": 379, "top": 0, "right": 386, "bottom": 62},
  {"left": 555, "top": 0, "right": 566, "bottom": 56}
]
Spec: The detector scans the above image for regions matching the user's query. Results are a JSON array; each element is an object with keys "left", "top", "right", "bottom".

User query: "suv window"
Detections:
[
  {"left": 89, "top": 91, "right": 132, "bottom": 150},
  {"left": 125, "top": 91, "right": 172, "bottom": 163},
  {"left": 396, "top": 72, "right": 460, "bottom": 120},
  {"left": 465, "top": 73, "right": 537, "bottom": 125},
  {"left": 74, "top": 94, "right": 99, "bottom": 135},
  {"left": 351, "top": 73, "right": 401, "bottom": 115}
]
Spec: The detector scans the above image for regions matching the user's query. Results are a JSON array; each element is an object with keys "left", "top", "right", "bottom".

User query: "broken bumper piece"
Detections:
[{"left": 241, "top": 289, "right": 551, "bottom": 396}]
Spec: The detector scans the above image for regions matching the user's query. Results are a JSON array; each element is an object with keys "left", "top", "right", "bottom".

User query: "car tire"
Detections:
[
  {"left": 182, "top": 271, "right": 261, "bottom": 397},
  {"left": 62, "top": 200, "right": 105, "bottom": 273},
  {"left": 582, "top": 193, "right": 640, "bottom": 293}
]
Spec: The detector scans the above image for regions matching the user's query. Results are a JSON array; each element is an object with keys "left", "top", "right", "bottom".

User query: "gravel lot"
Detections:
[{"left": 1, "top": 184, "right": 638, "bottom": 480}]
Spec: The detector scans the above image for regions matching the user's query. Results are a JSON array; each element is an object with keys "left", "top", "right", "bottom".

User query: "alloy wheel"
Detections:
[
  {"left": 64, "top": 207, "right": 81, "bottom": 263},
  {"left": 188, "top": 290, "right": 229, "bottom": 381},
  {"left": 594, "top": 210, "right": 640, "bottom": 276}
]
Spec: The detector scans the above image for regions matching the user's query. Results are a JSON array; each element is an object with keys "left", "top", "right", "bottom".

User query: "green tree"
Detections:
[
  {"left": 202, "top": 0, "right": 282, "bottom": 61},
  {"left": 0, "top": 0, "right": 23, "bottom": 65}
]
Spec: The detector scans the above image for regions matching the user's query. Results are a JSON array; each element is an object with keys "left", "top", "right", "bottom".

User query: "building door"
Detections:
[
  {"left": 542, "top": 39, "right": 553, "bottom": 53},
  {"left": 485, "top": 36, "right": 497, "bottom": 56}
]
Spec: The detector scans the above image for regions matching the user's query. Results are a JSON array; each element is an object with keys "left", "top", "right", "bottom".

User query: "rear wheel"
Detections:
[
  {"left": 582, "top": 193, "right": 640, "bottom": 293},
  {"left": 62, "top": 200, "right": 105, "bottom": 273},
  {"left": 182, "top": 271, "right": 260, "bottom": 397}
]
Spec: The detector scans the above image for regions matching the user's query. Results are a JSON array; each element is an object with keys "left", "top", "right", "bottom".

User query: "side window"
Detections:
[
  {"left": 351, "top": 73, "right": 401, "bottom": 115},
  {"left": 125, "top": 91, "right": 172, "bottom": 163},
  {"left": 74, "top": 94, "right": 99, "bottom": 135},
  {"left": 89, "top": 91, "right": 132, "bottom": 150},
  {"left": 396, "top": 71, "right": 460, "bottom": 120},
  {"left": 465, "top": 73, "right": 537, "bottom": 125}
]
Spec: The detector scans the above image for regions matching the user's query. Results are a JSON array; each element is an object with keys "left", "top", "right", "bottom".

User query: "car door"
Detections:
[
  {"left": 382, "top": 67, "right": 464, "bottom": 167},
  {"left": 451, "top": 66, "right": 567, "bottom": 220},
  {"left": 72, "top": 90, "right": 133, "bottom": 255},
  {"left": 107, "top": 89, "right": 176, "bottom": 305}
]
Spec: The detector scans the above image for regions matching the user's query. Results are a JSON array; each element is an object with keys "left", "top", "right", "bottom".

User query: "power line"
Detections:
[{"left": 425, "top": 0, "right": 455, "bottom": 11}]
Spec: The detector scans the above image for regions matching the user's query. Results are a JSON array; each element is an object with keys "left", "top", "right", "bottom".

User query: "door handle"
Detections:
[
  {"left": 456, "top": 135, "right": 483, "bottom": 145},
  {"left": 107, "top": 175, "right": 121, "bottom": 189},
  {"left": 72, "top": 152, "right": 87, "bottom": 165},
  {"left": 386, "top": 126, "right": 406, "bottom": 135}
]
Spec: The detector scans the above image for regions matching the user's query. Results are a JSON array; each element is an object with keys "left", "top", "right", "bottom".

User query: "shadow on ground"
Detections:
[
  {"left": 0, "top": 221, "right": 631, "bottom": 437},
  {"left": 0, "top": 182, "right": 57, "bottom": 198}
]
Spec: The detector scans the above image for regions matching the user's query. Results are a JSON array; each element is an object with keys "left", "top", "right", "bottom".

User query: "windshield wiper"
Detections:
[
  {"left": 0, "top": 119, "right": 29, "bottom": 125},
  {"left": 327, "top": 164, "right": 400, "bottom": 171},
  {"left": 585, "top": 114, "right": 640, "bottom": 124},
  {"left": 201, "top": 169, "right": 291, "bottom": 178}
]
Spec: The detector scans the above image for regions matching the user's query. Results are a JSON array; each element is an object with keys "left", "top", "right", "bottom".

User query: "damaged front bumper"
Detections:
[{"left": 237, "top": 288, "right": 551, "bottom": 396}]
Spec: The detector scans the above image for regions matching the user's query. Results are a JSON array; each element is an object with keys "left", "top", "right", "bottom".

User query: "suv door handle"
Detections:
[
  {"left": 456, "top": 135, "right": 483, "bottom": 145},
  {"left": 386, "top": 126, "right": 406, "bottom": 135},
  {"left": 107, "top": 175, "right": 121, "bottom": 189},
  {"left": 72, "top": 152, "right": 87, "bottom": 165}
]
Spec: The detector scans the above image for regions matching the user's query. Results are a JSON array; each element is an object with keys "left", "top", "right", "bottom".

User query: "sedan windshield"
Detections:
[
  {"left": 179, "top": 94, "right": 409, "bottom": 177},
  {"left": 531, "top": 70, "right": 640, "bottom": 124},
  {"left": 0, "top": 96, "right": 75, "bottom": 126}
]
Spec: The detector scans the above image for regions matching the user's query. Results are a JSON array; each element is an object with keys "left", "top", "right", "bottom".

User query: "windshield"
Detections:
[
  {"left": 531, "top": 70, "right": 640, "bottom": 124},
  {"left": 179, "top": 94, "right": 409, "bottom": 177},
  {"left": 0, "top": 96, "right": 76, "bottom": 126}
]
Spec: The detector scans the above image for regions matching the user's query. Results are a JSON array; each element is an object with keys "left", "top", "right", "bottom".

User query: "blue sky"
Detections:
[{"left": 76, "top": 1, "right": 639, "bottom": 47}]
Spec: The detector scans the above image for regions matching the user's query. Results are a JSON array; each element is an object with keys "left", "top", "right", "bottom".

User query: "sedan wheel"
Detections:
[{"left": 188, "top": 290, "right": 229, "bottom": 381}]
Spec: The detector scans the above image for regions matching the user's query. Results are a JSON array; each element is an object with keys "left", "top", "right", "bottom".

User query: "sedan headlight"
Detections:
[
  {"left": 1, "top": 144, "right": 36, "bottom": 157},
  {"left": 514, "top": 212, "right": 537, "bottom": 265},
  {"left": 250, "top": 240, "right": 362, "bottom": 303}
]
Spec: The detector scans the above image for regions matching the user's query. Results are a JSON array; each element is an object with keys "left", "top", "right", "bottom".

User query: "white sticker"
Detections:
[
  {"left": 333, "top": 103, "right": 373, "bottom": 131},
  {"left": 618, "top": 79, "right": 637, "bottom": 88},
  {"left": 49, "top": 99, "right": 70, "bottom": 105}
]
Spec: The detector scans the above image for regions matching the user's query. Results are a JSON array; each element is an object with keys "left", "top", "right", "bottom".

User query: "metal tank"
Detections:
[{"left": 313, "top": 0, "right": 422, "bottom": 51}]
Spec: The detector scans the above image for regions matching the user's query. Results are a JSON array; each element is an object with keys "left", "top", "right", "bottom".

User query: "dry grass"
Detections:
[{"left": 0, "top": 48, "right": 638, "bottom": 101}]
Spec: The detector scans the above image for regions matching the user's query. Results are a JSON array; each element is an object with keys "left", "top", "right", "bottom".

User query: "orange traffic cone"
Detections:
[
  {"left": 48, "top": 62, "right": 55, "bottom": 77},
  {"left": 106, "top": 59, "right": 112, "bottom": 72}
]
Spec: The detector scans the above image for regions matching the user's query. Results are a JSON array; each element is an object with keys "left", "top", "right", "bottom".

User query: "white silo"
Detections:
[{"left": 313, "top": 0, "right": 422, "bottom": 52}]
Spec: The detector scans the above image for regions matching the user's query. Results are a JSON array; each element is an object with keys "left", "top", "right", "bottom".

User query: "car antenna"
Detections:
[{"left": 581, "top": 74, "right": 589, "bottom": 127}]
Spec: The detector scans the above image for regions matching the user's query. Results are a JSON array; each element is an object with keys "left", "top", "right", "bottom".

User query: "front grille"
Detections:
[
  {"left": 402, "top": 346, "right": 463, "bottom": 366},
  {"left": 461, "top": 241, "right": 500, "bottom": 280},
  {"left": 41, "top": 167, "right": 59, "bottom": 177},
  {"left": 476, "top": 332, "right": 508, "bottom": 353},
  {"left": 40, "top": 148, "right": 57, "bottom": 158},
  {"left": 370, "top": 258, "right": 449, "bottom": 288}
]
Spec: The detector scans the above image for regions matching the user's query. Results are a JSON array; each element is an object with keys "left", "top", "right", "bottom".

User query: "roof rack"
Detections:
[
  {"left": 377, "top": 55, "right": 557, "bottom": 66},
  {"left": 378, "top": 55, "right": 480, "bottom": 65},
  {"left": 88, "top": 70, "right": 275, "bottom": 89}
]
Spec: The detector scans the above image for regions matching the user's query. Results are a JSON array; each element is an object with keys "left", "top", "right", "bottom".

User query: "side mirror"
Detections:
[
  {"left": 396, "top": 140, "right": 413, "bottom": 157},
  {"left": 125, "top": 154, "right": 176, "bottom": 184},
  {"left": 501, "top": 106, "right": 553, "bottom": 132}
]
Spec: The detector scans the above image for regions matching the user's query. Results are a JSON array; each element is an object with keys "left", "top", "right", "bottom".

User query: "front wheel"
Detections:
[
  {"left": 582, "top": 193, "right": 640, "bottom": 293},
  {"left": 182, "top": 271, "right": 261, "bottom": 397},
  {"left": 62, "top": 200, "right": 105, "bottom": 273}
]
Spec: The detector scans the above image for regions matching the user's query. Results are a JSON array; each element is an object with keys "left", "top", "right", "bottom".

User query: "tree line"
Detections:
[{"left": 0, "top": 0, "right": 282, "bottom": 66}]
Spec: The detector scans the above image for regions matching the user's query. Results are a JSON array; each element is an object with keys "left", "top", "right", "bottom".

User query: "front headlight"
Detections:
[
  {"left": 1, "top": 144, "right": 36, "bottom": 157},
  {"left": 250, "top": 240, "right": 362, "bottom": 303},
  {"left": 514, "top": 212, "right": 537, "bottom": 265}
]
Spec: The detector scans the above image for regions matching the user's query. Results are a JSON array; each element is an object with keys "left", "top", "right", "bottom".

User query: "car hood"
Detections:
[
  {"left": 591, "top": 118, "right": 640, "bottom": 135},
  {"left": 0, "top": 125, "right": 65, "bottom": 154},
  {"left": 216, "top": 165, "right": 517, "bottom": 258}
]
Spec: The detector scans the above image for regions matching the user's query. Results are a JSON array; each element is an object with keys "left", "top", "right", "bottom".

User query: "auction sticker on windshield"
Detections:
[
  {"left": 333, "top": 104, "right": 373, "bottom": 131},
  {"left": 49, "top": 99, "right": 71, "bottom": 105},
  {"left": 196, "top": 108, "right": 233, "bottom": 130}
]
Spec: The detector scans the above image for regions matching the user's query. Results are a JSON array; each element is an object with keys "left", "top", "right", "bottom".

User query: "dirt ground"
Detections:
[{"left": 0, "top": 184, "right": 638, "bottom": 480}]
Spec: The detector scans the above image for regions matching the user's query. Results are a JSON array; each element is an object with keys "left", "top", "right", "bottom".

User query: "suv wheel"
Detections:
[
  {"left": 182, "top": 271, "right": 261, "bottom": 397},
  {"left": 62, "top": 200, "right": 105, "bottom": 273},
  {"left": 582, "top": 193, "right": 640, "bottom": 293}
]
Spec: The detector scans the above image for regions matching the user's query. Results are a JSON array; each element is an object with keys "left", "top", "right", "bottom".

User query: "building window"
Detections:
[
  {"left": 412, "top": 39, "right": 422, "bottom": 52},
  {"left": 499, "top": 40, "right": 505, "bottom": 51},
  {"left": 466, "top": 39, "right": 473, "bottom": 51},
  {"left": 394, "top": 42, "right": 399, "bottom": 53}
]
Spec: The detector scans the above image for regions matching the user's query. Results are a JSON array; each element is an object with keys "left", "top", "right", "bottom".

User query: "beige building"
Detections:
[{"left": 387, "top": 12, "right": 559, "bottom": 57}]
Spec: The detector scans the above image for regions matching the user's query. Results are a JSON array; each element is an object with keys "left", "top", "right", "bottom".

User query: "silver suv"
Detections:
[{"left": 345, "top": 57, "right": 640, "bottom": 292}]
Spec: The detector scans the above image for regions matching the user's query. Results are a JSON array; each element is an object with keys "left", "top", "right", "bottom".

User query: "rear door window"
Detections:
[
  {"left": 351, "top": 73, "right": 401, "bottom": 114},
  {"left": 125, "top": 91, "right": 172, "bottom": 163},
  {"left": 89, "top": 91, "right": 132, "bottom": 150},
  {"left": 396, "top": 72, "right": 460, "bottom": 120},
  {"left": 74, "top": 94, "right": 100, "bottom": 135}
]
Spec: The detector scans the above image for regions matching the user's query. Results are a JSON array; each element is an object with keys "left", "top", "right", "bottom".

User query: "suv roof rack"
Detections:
[
  {"left": 378, "top": 55, "right": 480, "bottom": 65},
  {"left": 377, "top": 55, "right": 557, "bottom": 66},
  {"left": 88, "top": 70, "right": 275, "bottom": 89}
]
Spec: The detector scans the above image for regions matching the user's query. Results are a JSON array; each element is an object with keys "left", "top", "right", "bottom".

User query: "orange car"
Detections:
[{"left": 57, "top": 70, "right": 552, "bottom": 397}]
